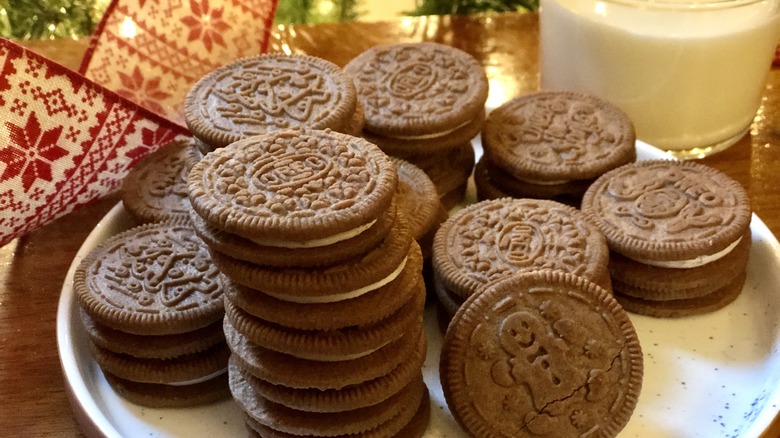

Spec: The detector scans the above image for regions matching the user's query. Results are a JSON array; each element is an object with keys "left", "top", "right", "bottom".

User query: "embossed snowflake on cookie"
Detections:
[
  {"left": 75, "top": 222, "right": 225, "bottom": 335},
  {"left": 440, "top": 271, "right": 643, "bottom": 438},
  {"left": 343, "top": 42, "right": 489, "bottom": 138},
  {"left": 184, "top": 54, "right": 358, "bottom": 148},
  {"left": 432, "top": 198, "right": 611, "bottom": 303},
  {"left": 188, "top": 128, "right": 397, "bottom": 244},
  {"left": 581, "top": 160, "right": 752, "bottom": 263}
]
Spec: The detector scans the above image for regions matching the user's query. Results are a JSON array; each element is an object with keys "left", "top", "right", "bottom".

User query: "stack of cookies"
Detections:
[
  {"left": 478, "top": 91, "right": 637, "bottom": 207},
  {"left": 187, "top": 127, "right": 430, "bottom": 437},
  {"left": 581, "top": 160, "right": 753, "bottom": 317},
  {"left": 431, "top": 197, "right": 611, "bottom": 329},
  {"left": 344, "top": 42, "right": 489, "bottom": 210},
  {"left": 74, "top": 223, "right": 230, "bottom": 407},
  {"left": 184, "top": 53, "right": 364, "bottom": 154}
]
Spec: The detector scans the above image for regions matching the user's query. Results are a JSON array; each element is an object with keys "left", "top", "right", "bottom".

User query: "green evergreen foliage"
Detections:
[{"left": 0, "top": 0, "right": 106, "bottom": 39}]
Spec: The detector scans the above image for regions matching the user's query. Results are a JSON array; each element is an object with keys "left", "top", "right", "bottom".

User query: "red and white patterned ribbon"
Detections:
[{"left": 0, "top": 0, "right": 279, "bottom": 247}]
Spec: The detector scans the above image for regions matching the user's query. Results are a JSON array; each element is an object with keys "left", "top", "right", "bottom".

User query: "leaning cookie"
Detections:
[
  {"left": 74, "top": 222, "right": 229, "bottom": 406},
  {"left": 121, "top": 138, "right": 202, "bottom": 225},
  {"left": 581, "top": 160, "right": 752, "bottom": 317},
  {"left": 481, "top": 91, "right": 636, "bottom": 204},
  {"left": 432, "top": 197, "right": 611, "bottom": 322},
  {"left": 188, "top": 127, "right": 397, "bottom": 250},
  {"left": 440, "top": 271, "right": 643, "bottom": 438}
]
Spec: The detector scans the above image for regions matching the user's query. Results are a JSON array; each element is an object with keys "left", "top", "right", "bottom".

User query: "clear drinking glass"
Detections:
[{"left": 539, "top": 0, "right": 780, "bottom": 159}]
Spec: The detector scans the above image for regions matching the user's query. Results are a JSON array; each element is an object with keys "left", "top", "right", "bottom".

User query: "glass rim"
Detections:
[{"left": 600, "top": 0, "right": 771, "bottom": 10}]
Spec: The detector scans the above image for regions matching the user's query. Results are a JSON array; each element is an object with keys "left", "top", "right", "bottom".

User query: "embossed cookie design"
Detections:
[
  {"left": 440, "top": 271, "right": 643, "bottom": 438},
  {"left": 185, "top": 54, "right": 358, "bottom": 148},
  {"left": 581, "top": 160, "right": 752, "bottom": 317},
  {"left": 433, "top": 198, "right": 611, "bottom": 302},
  {"left": 581, "top": 160, "right": 751, "bottom": 262},
  {"left": 188, "top": 127, "right": 397, "bottom": 244},
  {"left": 478, "top": 91, "right": 636, "bottom": 204}
]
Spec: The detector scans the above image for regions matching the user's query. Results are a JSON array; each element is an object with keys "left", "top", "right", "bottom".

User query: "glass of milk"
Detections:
[{"left": 539, "top": 0, "right": 780, "bottom": 159}]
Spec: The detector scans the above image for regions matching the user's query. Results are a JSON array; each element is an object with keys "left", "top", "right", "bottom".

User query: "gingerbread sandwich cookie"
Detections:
[{"left": 440, "top": 271, "right": 643, "bottom": 438}]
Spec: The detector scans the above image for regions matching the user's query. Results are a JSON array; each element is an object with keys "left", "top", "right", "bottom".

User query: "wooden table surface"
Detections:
[{"left": 1, "top": 12, "right": 779, "bottom": 437}]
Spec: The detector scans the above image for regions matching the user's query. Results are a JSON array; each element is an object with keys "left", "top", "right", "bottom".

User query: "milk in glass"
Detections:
[{"left": 540, "top": 0, "right": 780, "bottom": 157}]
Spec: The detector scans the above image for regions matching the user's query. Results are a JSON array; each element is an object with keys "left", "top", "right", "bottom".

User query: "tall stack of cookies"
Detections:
[
  {"left": 478, "top": 91, "right": 637, "bottom": 207},
  {"left": 184, "top": 53, "right": 365, "bottom": 154},
  {"left": 187, "top": 127, "right": 430, "bottom": 437},
  {"left": 344, "top": 42, "right": 489, "bottom": 210},
  {"left": 581, "top": 160, "right": 753, "bottom": 317}
]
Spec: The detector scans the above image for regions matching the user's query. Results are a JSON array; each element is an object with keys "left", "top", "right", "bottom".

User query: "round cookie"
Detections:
[
  {"left": 440, "top": 271, "right": 643, "bottom": 438},
  {"left": 344, "top": 42, "right": 488, "bottom": 138},
  {"left": 75, "top": 223, "right": 225, "bottom": 336},
  {"left": 482, "top": 90, "right": 636, "bottom": 184},
  {"left": 121, "top": 138, "right": 202, "bottom": 225},
  {"left": 184, "top": 54, "right": 358, "bottom": 149},
  {"left": 581, "top": 160, "right": 752, "bottom": 263},
  {"left": 432, "top": 197, "right": 612, "bottom": 302},
  {"left": 188, "top": 127, "right": 397, "bottom": 245}
]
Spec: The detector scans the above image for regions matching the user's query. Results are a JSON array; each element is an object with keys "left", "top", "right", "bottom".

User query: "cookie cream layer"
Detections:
[
  {"left": 249, "top": 219, "right": 376, "bottom": 248},
  {"left": 168, "top": 368, "right": 227, "bottom": 386},
  {"left": 288, "top": 338, "right": 395, "bottom": 362},
  {"left": 265, "top": 256, "right": 408, "bottom": 304},
  {"left": 391, "top": 119, "right": 472, "bottom": 140},
  {"left": 628, "top": 237, "right": 743, "bottom": 269}
]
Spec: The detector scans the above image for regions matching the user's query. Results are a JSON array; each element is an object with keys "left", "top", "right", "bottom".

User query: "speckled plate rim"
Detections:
[{"left": 56, "top": 140, "right": 780, "bottom": 438}]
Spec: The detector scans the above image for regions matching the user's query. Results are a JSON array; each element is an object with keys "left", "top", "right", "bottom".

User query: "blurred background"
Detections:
[{"left": 0, "top": 0, "right": 539, "bottom": 40}]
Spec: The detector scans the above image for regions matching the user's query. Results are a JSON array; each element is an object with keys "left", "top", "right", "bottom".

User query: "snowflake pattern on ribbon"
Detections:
[
  {"left": 0, "top": 0, "right": 279, "bottom": 246},
  {"left": 0, "top": 38, "right": 190, "bottom": 246},
  {"left": 80, "top": 0, "right": 280, "bottom": 125}
]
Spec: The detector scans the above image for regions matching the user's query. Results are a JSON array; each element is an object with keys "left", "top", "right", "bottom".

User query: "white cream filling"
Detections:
[
  {"left": 167, "top": 368, "right": 227, "bottom": 386},
  {"left": 288, "top": 340, "right": 392, "bottom": 362},
  {"left": 265, "top": 256, "right": 408, "bottom": 304},
  {"left": 628, "top": 237, "right": 742, "bottom": 269},
  {"left": 390, "top": 119, "right": 472, "bottom": 140},
  {"left": 517, "top": 177, "right": 570, "bottom": 185},
  {"left": 249, "top": 219, "right": 376, "bottom": 248}
]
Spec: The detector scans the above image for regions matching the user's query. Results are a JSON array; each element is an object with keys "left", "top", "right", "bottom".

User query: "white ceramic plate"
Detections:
[{"left": 57, "top": 141, "right": 780, "bottom": 437}]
